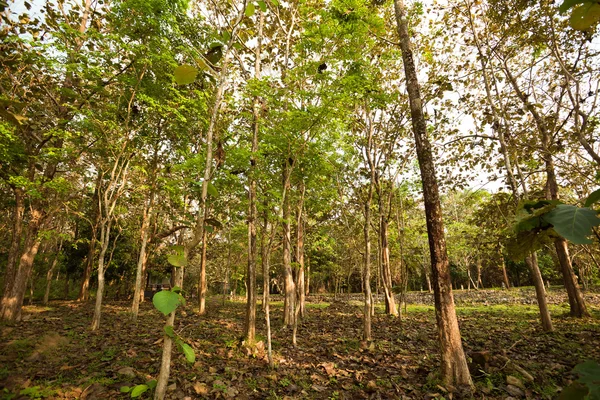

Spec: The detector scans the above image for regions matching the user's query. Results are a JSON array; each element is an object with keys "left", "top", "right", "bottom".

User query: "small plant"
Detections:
[
  {"left": 279, "top": 378, "right": 291, "bottom": 387},
  {"left": 18, "top": 386, "right": 55, "bottom": 399},
  {"left": 120, "top": 379, "right": 157, "bottom": 398}
]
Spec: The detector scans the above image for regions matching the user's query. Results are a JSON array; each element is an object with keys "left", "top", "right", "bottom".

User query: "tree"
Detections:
[{"left": 393, "top": 0, "right": 472, "bottom": 388}]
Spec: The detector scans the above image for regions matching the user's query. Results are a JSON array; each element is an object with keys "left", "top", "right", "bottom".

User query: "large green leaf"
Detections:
[
  {"left": 179, "top": 342, "right": 196, "bottom": 363},
  {"left": 207, "top": 182, "right": 218, "bottom": 197},
  {"left": 585, "top": 188, "right": 600, "bottom": 208},
  {"left": 167, "top": 254, "right": 187, "bottom": 267},
  {"left": 570, "top": 2, "right": 600, "bottom": 30},
  {"left": 573, "top": 360, "right": 600, "bottom": 399},
  {"left": 543, "top": 205, "right": 600, "bottom": 244},
  {"left": 130, "top": 384, "right": 149, "bottom": 398},
  {"left": 152, "top": 290, "right": 181, "bottom": 316},
  {"left": 245, "top": 2, "right": 255, "bottom": 17},
  {"left": 164, "top": 325, "right": 175, "bottom": 338},
  {"left": 174, "top": 65, "right": 198, "bottom": 85}
]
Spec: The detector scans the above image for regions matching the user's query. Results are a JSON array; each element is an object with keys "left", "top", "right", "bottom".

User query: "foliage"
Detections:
[
  {"left": 509, "top": 193, "right": 600, "bottom": 259},
  {"left": 559, "top": 360, "right": 600, "bottom": 400}
]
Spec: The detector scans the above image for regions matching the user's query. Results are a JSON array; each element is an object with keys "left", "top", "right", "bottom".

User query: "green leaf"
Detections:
[
  {"left": 147, "top": 380, "right": 157, "bottom": 390},
  {"left": 560, "top": 0, "right": 589, "bottom": 13},
  {"left": 130, "top": 384, "right": 149, "bottom": 398},
  {"left": 205, "top": 225, "right": 214, "bottom": 233},
  {"left": 167, "top": 254, "right": 187, "bottom": 267},
  {"left": 573, "top": 360, "right": 600, "bottom": 399},
  {"left": 270, "top": 0, "right": 279, "bottom": 6},
  {"left": 172, "top": 245, "right": 185, "bottom": 254},
  {"left": 585, "top": 188, "right": 600, "bottom": 208},
  {"left": 258, "top": 0, "right": 267, "bottom": 12},
  {"left": 164, "top": 325, "right": 175, "bottom": 338},
  {"left": 152, "top": 290, "right": 182, "bottom": 316},
  {"left": 207, "top": 182, "right": 218, "bottom": 197},
  {"left": 171, "top": 286, "right": 182, "bottom": 294},
  {"left": 120, "top": 386, "right": 131, "bottom": 393},
  {"left": 558, "top": 382, "right": 589, "bottom": 400},
  {"left": 245, "top": 2, "right": 255, "bottom": 17},
  {"left": 173, "top": 65, "right": 199, "bottom": 85},
  {"left": 180, "top": 342, "right": 196, "bottom": 363},
  {"left": 543, "top": 205, "right": 600, "bottom": 244},
  {"left": 570, "top": 2, "right": 600, "bottom": 30},
  {"left": 221, "top": 30, "right": 231, "bottom": 43}
]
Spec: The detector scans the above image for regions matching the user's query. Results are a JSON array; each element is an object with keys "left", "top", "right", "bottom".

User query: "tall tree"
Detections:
[{"left": 393, "top": 0, "right": 472, "bottom": 387}]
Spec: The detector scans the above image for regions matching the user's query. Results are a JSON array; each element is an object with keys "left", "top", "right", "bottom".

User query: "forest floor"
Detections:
[{"left": 1, "top": 288, "right": 600, "bottom": 400}]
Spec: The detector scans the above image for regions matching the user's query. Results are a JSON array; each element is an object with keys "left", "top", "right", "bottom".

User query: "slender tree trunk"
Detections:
[
  {"left": 296, "top": 183, "right": 306, "bottom": 319},
  {"left": 380, "top": 215, "right": 397, "bottom": 316},
  {"left": 466, "top": 3, "right": 552, "bottom": 330},
  {"left": 305, "top": 253, "right": 310, "bottom": 296},
  {"left": 43, "top": 239, "right": 63, "bottom": 306},
  {"left": 91, "top": 220, "right": 111, "bottom": 331},
  {"left": 363, "top": 182, "right": 373, "bottom": 341},
  {"left": 263, "top": 246, "right": 274, "bottom": 368},
  {"left": 525, "top": 253, "right": 554, "bottom": 331},
  {"left": 78, "top": 171, "right": 102, "bottom": 302},
  {"left": 555, "top": 239, "right": 589, "bottom": 317},
  {"left": 394, "top": 0, "right": 472, "bottom": 387},
  {"left": 154, "top": 267, "right": 184, "bottom": 400},
  {"left": 501, "top": 60, "right": 589, "bottom": 319},
  {"left": 132, "top": 153, "right": 158, "bottom": 320},
  {"left": 282, "top": 159, "right": 295, "bottom": 327},
  {"left": 245, "top": 10, "right": 263, "bottom": 343},
  {"left": 198, "top": 229, "right": 208, "bottom": 314}
]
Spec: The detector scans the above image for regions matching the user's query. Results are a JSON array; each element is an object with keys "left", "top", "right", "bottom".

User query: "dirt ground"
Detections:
[{"left": 1, "top": 290, "right": 599, "bottom": 399}]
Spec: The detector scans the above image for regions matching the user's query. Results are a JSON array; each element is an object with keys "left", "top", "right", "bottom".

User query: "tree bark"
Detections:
[
  {"left": 394, "top": 0, "right": 472, "bottom": 387},
  {"left": 363, "top": 181, "right": 373, "bottom": 341},
  {"left": 296, "top": 183, "right": 306, "bottom": 319},
  {"left": 132, "top": 152, "right": 158, "bottom": 321},
  {"left": 78, "top": 170, "right": 102, "bottom": 302},
  {"left": 525, "top": 253, "right": 554, "bottom": 331},
  {"left": 245, "top": 9, "right": 263, "bottom": 344},
  {"left": 282, "top": 159, "right": 295, "bottom": 327},
  {"left": 0, "top": 209, "right": 43, "bottom": 321},
  {"left": 380, "top": 214, "right": 398, "bottom": 316},
  {"left": 154, "top": 267, "right": 184, "bottom": 400},
  {"left": 43, "top": 239, "right": 63, "bottom": 306},
  {"left": 198, "top": 229, "right": 208, "bottom": 315}
]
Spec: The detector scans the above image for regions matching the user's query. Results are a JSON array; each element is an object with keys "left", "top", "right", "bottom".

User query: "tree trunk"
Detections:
[
  {"left": 555, "top": 239, "right": 589, "bottom": 317},
  {"left": 282, "top": 159, "right": 295, "bottom": 327},
  {"left": 363, "top": 182, "right": 373, "bottom": 341},
  {"left": 466, "top": 3, "right": 552, "bottom": 330},
  {"left": 296, "top": 183, "right": 306, "bottom": 319},
  {"left": 91, "top": 220, "right": 112, "bottom": 331},
  {"left": 525, "top": 253, "right": 554, "bottom": 331},
  {"left": 78, "top": 170, "right": 102, "bottom": 302},
  {"left": 305, "top": 252, "right": 310, "bottom": 296},
  {"left": 43, "top": 239, "right": 63, "bottom": 306},
  {"left": 380, "top": 215, "right": 397, "bottom": 316},
  {"left": 394, "top": 0, "right": 472, "bottom": 387},
  {"left": 154, "top": 267, "right": 184, "bottom": 400},
  {"left": 198, "top": 229, "right": 208, "bottom": 314},
  {"left": 0, "top": 210, "right": 43, "bottom": 322},
  {"left": 132, "top": 153, "right": 158, "bottom": 320},
  {"left": 245, "top": 10, "right": 263, "bottom": 343}
]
